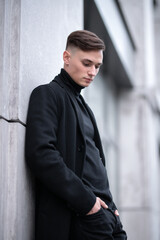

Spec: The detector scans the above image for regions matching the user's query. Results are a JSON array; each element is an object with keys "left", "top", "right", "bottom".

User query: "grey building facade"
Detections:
[{"left": 0, "top": 0, "right": 160, "bottom": 239}]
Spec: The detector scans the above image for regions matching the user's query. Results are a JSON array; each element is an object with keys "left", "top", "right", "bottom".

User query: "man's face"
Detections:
[{"left": 63, "top": 48, "right": 103, "bottom": 87}]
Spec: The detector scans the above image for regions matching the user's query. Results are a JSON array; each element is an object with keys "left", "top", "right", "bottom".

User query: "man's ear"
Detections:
[{"left": 63, "top": 50, "right": 71, "bottom": 65}]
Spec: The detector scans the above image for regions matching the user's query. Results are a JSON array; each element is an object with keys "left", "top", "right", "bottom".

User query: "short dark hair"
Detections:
[{"left": 66, "top": 30, "right": 105, "bottom": 51}]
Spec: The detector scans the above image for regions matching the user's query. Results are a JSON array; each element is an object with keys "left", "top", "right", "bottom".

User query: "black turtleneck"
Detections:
[
  {"left": 60, "top": 68, "right": 84, "bottom": 96},
  {"left": 60, "top": 68, "right": 112, "bottom": 205}
]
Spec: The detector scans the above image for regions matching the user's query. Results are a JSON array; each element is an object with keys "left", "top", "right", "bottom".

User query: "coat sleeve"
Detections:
[{"left": 25, "top": 84, "right": 96, "bottom": 215}]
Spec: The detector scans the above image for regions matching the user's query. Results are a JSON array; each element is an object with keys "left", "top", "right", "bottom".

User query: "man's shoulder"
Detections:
[
  {"left": 49, "top": 75, "right": 64, "bottom": 93},
  {"left": 31, "top": 75, "right": 64, "bottom": 98}
]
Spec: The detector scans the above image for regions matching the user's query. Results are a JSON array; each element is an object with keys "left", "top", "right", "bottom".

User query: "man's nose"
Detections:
[{"left": 88, "top": 66, "right": 96, "bottom": 76}]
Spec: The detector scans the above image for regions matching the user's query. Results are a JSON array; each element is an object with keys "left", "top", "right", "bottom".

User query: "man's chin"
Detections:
[{"left": 82, "top": 82, "right": 92, "bottom": 87}]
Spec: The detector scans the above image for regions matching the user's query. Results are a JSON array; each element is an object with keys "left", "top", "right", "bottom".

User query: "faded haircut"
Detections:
[{"left": 66, "top": 30, "right": 105, "bottom": 51}]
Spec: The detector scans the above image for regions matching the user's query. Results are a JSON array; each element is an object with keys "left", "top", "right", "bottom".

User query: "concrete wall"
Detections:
[
  {"left": 84, "top": 2, "right": 160, "bottom": 239},
  {"left": 0, "top": 0, "right": 83, "bottom": 239},
  {"left": 154, "top": 1, "right": 160, "bottom": 88},
  {"left": 0, "top": 119, "right": 34, "bottom": 240},
  {"left": 118, "top": 91, "right": 160, "bottom": 240},
  {"left": 118, "top": 0, "right": 160, "bottom": 239}
]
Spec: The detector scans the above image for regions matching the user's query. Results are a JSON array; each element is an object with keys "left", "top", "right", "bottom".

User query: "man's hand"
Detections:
[
  {"left": 86, "top": 197, "right": 108, "bottom": 215},
  {"left": 114, "top": 210, "right": 119, "bottom": 216},
  {"left": 86, "top": 197, "right": 120, "bottom": 217}
]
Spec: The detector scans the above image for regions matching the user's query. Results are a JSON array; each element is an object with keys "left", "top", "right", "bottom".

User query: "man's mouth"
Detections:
[{"left": 84, "top": 78, "right": 93, "bottom": 82}]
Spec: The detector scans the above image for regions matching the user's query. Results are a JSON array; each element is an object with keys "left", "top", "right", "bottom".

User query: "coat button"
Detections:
[
  {"left": 77, "top": 145, "right": 84, "bottom": 152},
  {"left": 78, "top": 146, "right": 81, "bottom": 152}
]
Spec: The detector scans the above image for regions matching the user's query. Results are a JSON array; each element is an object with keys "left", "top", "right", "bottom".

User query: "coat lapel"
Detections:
[
  {"left": 79, "top": 95, "right": 106, "bottom": 165},
  {"left": 54, "top": 76, "right": 85, "bottom": 137}
]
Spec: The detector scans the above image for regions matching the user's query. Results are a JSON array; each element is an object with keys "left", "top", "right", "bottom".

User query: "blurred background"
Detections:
[{"left": 0, "top": 0, "right": 160, "bottom": 239}]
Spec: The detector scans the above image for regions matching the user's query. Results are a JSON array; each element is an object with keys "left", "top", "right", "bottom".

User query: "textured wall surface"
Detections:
[
  {"left": 0, "top": 0, "right": 83, "bottom": 239},
  {"left": 19, "top": 0, "right": 83, "bottom": 123},
  {"left": 118, "top": 91, "right": 160, "bottom": 240},
  {"left": 0, "top": 119, "right": 34, "bottom": 240},
  {"left": 154, "top": 2, "right": 160, "bottom": 88},
  {"left": 118, "top": 0, "right": 160, "bottom": 239}
]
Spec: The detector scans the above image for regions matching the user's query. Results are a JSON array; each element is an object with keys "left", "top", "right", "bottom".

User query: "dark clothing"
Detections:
[
  {"left": 63, "top": 68, "right": 115, "bottom": 204},
  {"left": 76, "top": 94, "right": 113, "bottom": 203},
  {"left": 25, "top": 69, "right": 123, "bottom": 240},
  {"left": 70, "top": 207, "right": 127, "bottom": 240}
]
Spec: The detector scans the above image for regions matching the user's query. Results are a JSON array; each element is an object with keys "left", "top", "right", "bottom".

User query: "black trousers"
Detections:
[{"left": 70, "top": 208, "right": 127, "bottom": 240}]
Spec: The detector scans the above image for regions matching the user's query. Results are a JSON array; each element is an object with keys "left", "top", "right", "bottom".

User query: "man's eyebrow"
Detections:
[{"left": 82, "top": 59, "right": 103, "bottom": 65}]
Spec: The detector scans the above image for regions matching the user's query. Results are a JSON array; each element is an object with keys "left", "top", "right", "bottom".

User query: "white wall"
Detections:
[
  {"left": 118, "top": 0, "right": 160, "bottom": 239},
  {"left": 0, "top": 1, "right": 83, "bottom": 239}
]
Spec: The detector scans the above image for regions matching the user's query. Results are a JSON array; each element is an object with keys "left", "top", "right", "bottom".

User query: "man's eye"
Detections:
[
  {"left": 83, "top": 62, "right": 90, "bottom": 67},
  {"left": 95, "top": 65, "right": 100, "bottom": 69}
]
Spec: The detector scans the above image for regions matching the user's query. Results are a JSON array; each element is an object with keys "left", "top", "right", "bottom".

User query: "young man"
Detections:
[{"left": 25, "top": 30, "right": 127, "bottom": 240}]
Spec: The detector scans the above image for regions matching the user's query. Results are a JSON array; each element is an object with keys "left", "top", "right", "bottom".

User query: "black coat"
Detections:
[{"left": 25, "top": 72, "right": 110, "bottom": 240}]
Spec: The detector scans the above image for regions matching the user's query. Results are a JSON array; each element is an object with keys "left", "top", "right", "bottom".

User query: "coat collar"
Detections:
[{"left": 55, "top": 68, "right": 84, "bottom": 97}]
